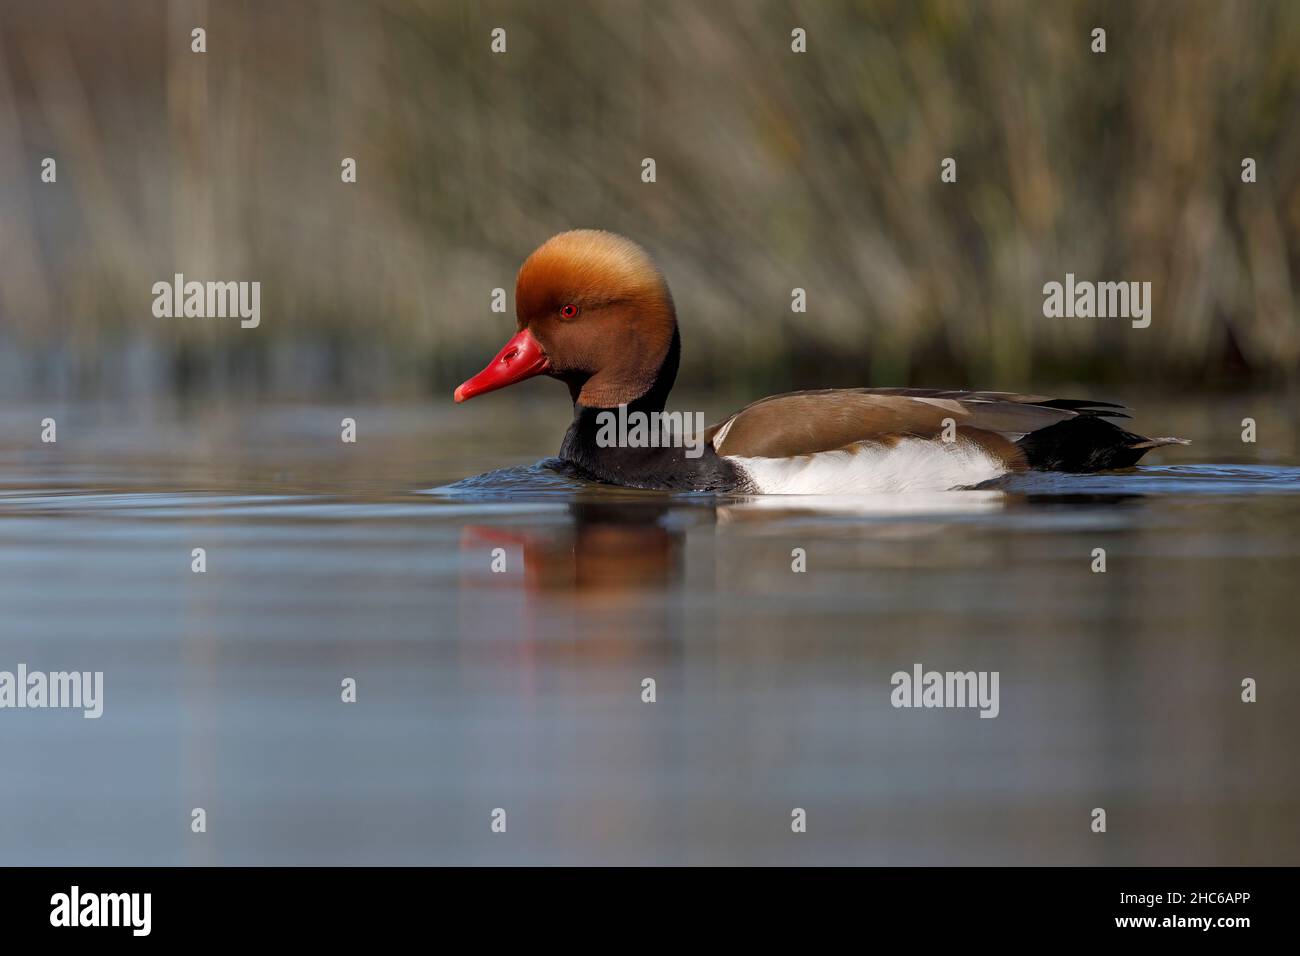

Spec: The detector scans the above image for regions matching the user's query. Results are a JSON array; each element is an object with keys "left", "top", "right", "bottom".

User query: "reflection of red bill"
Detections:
[
  {"left": 453, "top": 328, "right": 549, "bottom": 403},
  {"left": 459, "top": 526, "right": 539, "bottom": 589}
]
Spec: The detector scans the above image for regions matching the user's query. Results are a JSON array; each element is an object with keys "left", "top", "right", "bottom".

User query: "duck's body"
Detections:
[{"left": 455, "top": 231, "right": 1185, "bottom": 493}]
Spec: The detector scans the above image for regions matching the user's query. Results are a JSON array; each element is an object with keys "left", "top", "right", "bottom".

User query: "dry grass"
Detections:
[{"left": 1, "top": 0, "right": 1298, "bottom": 396}]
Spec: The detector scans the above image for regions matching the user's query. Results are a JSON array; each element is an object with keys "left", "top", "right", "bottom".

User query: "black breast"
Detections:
[{"left": 559, "top": 405, "right": 751, "bottom": 492}]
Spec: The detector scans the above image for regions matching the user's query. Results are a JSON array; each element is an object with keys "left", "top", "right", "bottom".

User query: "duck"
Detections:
[{"left": 453, "top": 230, "right": 1186, "bottom": 494}]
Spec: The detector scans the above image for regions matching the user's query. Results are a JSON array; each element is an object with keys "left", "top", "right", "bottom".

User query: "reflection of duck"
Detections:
[
  {"left": 717, "top": 491, "right": 1006, "bottom": 521},
  {"left": 462, "top": 500, "right": 680, "bottom": 593},
  {"left": 455, "top": 231, "right": 1187, "bottom": 493}
]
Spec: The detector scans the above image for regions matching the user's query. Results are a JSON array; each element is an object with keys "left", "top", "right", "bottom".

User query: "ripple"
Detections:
[
  {"left": 431, "top": 461, "right": 1300, "bottom": 502},
  {"left": 994, "top": 464, "right": 1300, "bottom": 496},
  {"left": 426, "top": 459, "right": 591, "bottom": 498}
]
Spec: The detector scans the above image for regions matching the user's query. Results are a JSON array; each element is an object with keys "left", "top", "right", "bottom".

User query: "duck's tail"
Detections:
[
  {"left": 1127, "top": 436, "right": 1192, "bottom": 450},
  {"left": 1016, "top": 416, "right": 1189, "bottom": 472}
]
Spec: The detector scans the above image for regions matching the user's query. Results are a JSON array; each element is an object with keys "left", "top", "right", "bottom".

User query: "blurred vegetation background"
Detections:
[{"left": 1, "top": 0, "right": 1298, "bottom": 400}]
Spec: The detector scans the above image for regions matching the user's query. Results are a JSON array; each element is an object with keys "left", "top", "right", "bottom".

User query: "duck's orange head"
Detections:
[{"left": 454, "top": 230, "right": 678, "bottom": 408}]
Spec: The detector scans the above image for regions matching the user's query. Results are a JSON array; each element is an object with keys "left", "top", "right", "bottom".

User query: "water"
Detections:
[{"left": 1, "top": 396, "right": 1298, "bottom": 865}]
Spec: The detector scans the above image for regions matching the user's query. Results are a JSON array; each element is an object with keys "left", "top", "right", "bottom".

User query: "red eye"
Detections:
[{"left": 560, "top": 304, "right": 579, "bottom": 319}]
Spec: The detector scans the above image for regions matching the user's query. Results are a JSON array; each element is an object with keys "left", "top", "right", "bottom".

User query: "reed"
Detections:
[{"left": 0, "top": 0, "right": 1297, "bottom": 396}]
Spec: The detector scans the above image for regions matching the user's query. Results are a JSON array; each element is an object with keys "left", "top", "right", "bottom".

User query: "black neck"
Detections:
[{"left": 557, "top": 332, "right": 745, "bottom": 492}]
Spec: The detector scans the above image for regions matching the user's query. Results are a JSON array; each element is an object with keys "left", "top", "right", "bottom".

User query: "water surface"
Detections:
[{"left": 1, "top": 396, "right": 1298, "bottom": 864}]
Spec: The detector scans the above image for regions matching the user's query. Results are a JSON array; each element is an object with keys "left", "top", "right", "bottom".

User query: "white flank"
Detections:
[{"left": 726, "top": 438, "right": 1009, "bottom": 494}]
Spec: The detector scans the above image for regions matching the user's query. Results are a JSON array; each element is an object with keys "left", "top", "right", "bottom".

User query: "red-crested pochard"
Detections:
[{"left": 454, "top": 230, "right": 1186, "bottom": 493}]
